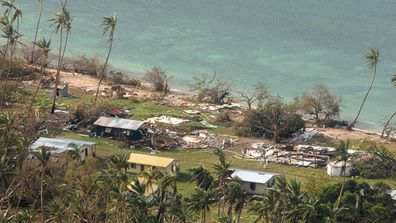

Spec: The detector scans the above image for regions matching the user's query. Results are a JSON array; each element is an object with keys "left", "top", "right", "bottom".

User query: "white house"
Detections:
[
  {"left": 230, "top": 169, "right": 280, "bottom": 195},
  {"left": 29, "top": 137, "right": 96, "bottom": 162},
  {"left": 326, "top": 161, "right": 353, "bottom": 177}
]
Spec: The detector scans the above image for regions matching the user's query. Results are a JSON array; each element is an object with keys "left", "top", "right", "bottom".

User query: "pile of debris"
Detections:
[
  {"left": 241, "top": 142, "right": 334, "bottom": 168},
  {"left": 182, "top": 130, "right": 233, "bottom": 149},
  {"left": 145, "top": 116, "right": 188, "bottom": 125}
]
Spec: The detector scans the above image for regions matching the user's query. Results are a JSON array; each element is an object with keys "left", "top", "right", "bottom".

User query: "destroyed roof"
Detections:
[
  {"left": 231, "top": 169, "right": 280, "bottom": 184},
  {"left": 94, "top": 116, "right": 144, "bottom": 130},
  {"left": 127, "top": 153, "right": 175, "bottom": 168},
  {"left": 30, "top": 137, "right": 95, "bottom": 154}
]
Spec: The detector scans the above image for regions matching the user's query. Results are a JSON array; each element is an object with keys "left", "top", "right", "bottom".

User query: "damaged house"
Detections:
[
  {"left": 94, "top": 116, "right": 145, "bottom": 141},
  {"left": 28, "top": 137, "right": 96, "bottom": 169}
]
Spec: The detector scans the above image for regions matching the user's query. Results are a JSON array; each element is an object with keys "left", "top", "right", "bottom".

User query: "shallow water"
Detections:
[{"left": 15, "top": 0, "right": 396, "bottom": 132}]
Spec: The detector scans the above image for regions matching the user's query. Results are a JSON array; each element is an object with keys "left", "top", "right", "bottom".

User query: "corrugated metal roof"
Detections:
[
  {"left": 30, "top": 137, "right": 95, "bottom": 154},
  {"left": 94, "top": 116, "right": 144, "bottom": 130},
  {"left": 231, "top": 169, "right": 280, "bottom": 184},
  {"left": 127, "top": 153, "right": 175, "bottom": 168}
]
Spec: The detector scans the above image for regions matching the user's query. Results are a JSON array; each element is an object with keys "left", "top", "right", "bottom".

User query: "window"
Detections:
[
  {"left": 267, "top": 179, "right": 275, "bottom": 188},
  {"left": 105, "top": 128, "right": 112, "bottom": 133},
  {"left": 141, "top": 165, "right": 145, "bottom": 171},
  {"left": 250, "top": 182, "right": 256, "bottom": 191},
  {"left": 130, "top": 163, "right": 136, "bottom": 169},
  {"left": 85, "top": 148, "right": 88, "bottom": 156}
]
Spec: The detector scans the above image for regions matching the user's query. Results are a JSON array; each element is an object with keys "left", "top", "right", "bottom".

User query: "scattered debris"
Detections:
[
  {"left": 183, "top": 110, "right": 201, "bottom": 115},
  {"left": 200, "top": 120, "right": 218, "bottom": 128},
  {"left": 145, "top": 116, "right": 188, "bottom": 125}
]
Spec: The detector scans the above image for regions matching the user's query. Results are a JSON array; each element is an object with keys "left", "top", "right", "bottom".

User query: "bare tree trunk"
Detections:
[
  {"left": 335, "top": 161, "right": 346, "bottom": 210},
  {"left": 29, "top": 55, "right": 47, "bottom": 112},
  {"left": 94, "top": 38, "right": 113, "bottom": 104},
  {"left": 349, "top": 64, "right": 377, "bottom": 129},
  {"left": 51, "top": 28, "right": 63, "bottom": 114},
  {"left": 60, "top": 31, "right": 70, "bottom": 69},
  {"left": 1, "top": 42, "right": 16, "bottom": 107},
  {"left": 0, "top": 41, "right": 9, "bottom": 69},
  {"left": 381, "top": 111, "right": 396, "bottom": 138},
  {"left": 31, "top": 0, "right": 43, "bottom": 64},
  {"left": 40, "top": 165, "right": 45, "bottom": 223}
]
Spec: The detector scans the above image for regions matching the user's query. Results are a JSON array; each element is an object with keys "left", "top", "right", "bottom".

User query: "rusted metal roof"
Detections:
[{"left": 94, "top": 116, "right": 144, "bottom": 130}]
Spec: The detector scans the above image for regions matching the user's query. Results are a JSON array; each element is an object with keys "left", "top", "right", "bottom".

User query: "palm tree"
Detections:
[
  {"left": 139, "top": 168, "right": 161, "bottom": 194},
  {"left": 186, "top": 187, "right": 218, "bottom": 223},
  {"left": 234, "top": 186, "right": 248, "bottom": 223},
  {"left": 30, "top": 0, "right": 43, "bottom": 64},
  {"left": 60, "top": 6, "right": 71, "bottom": 68},
  {"left": 34, "top": 147, "right": 51, "bottom": 223},
  {"left": 349, "top": 48, "right": 379, "bottom": 129},
  {"left": 49, "top": 2, "right": 68, "bottom": 114},
  {"left": 249, "top": 190, "right": 278, "bottom": 223},
  {"left": 28, "top": 37, "right": 51, "bottom": 112},
  {"left": 188, "top": 165, "right": 214, "bottom": 191},
  {"left": 155, "top": 174, "right": 173, "bottom": 223},
  {"left": 109, "top": 154, "right": 128, "bottom": 171},
  {"left": 381, "top": 75, "right": 396, "bottom": 138},
  {"left": 0, "top": 22, "right": 21, "bottom": 107},
  {"left": 212, "top": 148, "right": 232, "bottom": 217},
  {"left": 334, "top": 140, "right": 350, "bottom": 210},
  {"left": 222, "top": 181, "right": 243, "bottom": 221},
  {"left": 94, "top": 13, "right": 117, "bottom": 104},
  {"left": 66, "top": 143, "right": 80, "bottom": 163}
]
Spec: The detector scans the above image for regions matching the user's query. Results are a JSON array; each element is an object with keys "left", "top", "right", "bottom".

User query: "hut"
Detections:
[
  {"left": 127, "top": 153, "right": 178, "bottom": 174},
  {"left": 326, "top": 161, "right": 353, "bottom": 177},
  {"left": 230, "top": 169, "right": 280, "bottom": 195},
  {"left": 56, "top": 84, "right": 69, "bottom": 97},
  {"left": 93, "top": 116, "right": 144, "bottom": 141}
]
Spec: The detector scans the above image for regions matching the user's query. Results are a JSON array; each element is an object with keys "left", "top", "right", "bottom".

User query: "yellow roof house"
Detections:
[{"left": 127, "top": 153, "right": 178, "bottom": 173}]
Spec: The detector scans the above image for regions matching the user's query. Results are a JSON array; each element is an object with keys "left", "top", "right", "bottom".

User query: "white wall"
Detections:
[{"left": 327, "top": 165, "right": 352, "bottom": 177}]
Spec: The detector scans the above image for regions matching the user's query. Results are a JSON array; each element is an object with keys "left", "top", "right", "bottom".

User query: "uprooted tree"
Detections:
[
  {"left": 295, "top": 84, "right": 342, "bottom": 124},
  {"left": 237, "top": 82, "right": 269, "bottom": 110},
  {"left": 144, "top": 66, "right": 171, "bottom": 94},
  {"left": 354, "top": 142, "right": 396, "bottom": 179},
  {"left": 237, "top": 96, "right": 305, "bottom": 142},
  {"left": 190, "top": 73, "right": 231, "bottom": 104}
]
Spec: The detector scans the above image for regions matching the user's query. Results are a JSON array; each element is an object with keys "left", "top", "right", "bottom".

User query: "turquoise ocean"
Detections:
[{"left": 14, "top": 0, "right": 396, "bottom": 132}]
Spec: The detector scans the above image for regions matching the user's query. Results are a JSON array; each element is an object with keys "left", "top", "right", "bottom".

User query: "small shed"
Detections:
[
  {"left": 94, "top": 116, "right": 144, "bottom": 141},
  {"left": 127, "top": 153, "right": 178, "bottom": 174},
  {"left": 56, "top": 84, "right": 69, "bottom": 97},
  {"left": 326, "top": 161, "right": 353, "bottom": 177},
  {"left": 231, "top": 169, "right": 280, "bottom": 195},
  {"left": 29, "top": 137, "right": 96, "bottom": 162}
]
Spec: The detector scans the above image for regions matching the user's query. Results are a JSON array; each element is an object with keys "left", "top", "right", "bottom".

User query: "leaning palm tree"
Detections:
[
  {"left": 381, "top": 75, "right": 396, "bottom": 138},
  {"left": 49, "top": 2, "right": 68, "bottom": 114},
  {"left": 186, "top": 187, "right": 218, "bottom": 223},
  {"left": 0, "top": 23, "right": 21, "bottom": 107},
  {"left": 28, "top": 37, "right": 51, "bottom": 112},
  {"left": 30, "top": 0, "right": 43, "bottom": 64},
  {"left": 34, "top": 147, "right": 51, "bottom": 223},
  {"left": 349, "top": 48, "right": 379, "bottom": 129},
  {"left": 94, "top": 13, "right": 117, "bottom": 104},
  {"left": 60, "top": 6, "right": 71, "bottom": 67}
]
